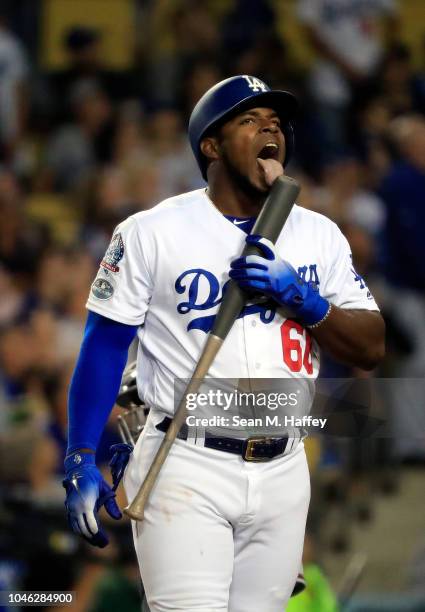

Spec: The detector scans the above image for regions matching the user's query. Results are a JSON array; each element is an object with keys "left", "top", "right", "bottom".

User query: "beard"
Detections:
[{"left": 221, "top": 151, "right": 268, "bottom": 199}]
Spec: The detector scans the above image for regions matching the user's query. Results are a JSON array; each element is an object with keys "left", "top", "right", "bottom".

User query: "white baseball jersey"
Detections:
[
  {"left": 87, "top": 188, "right": 379, "bottom": 417},
  {"left": 91, "top": 188, "right": 379, "bottom": 611}
]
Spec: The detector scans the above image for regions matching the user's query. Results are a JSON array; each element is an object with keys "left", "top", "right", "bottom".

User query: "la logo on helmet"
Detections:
[{"left": 242, "top": 75, "right": 268, "bottom": 92}]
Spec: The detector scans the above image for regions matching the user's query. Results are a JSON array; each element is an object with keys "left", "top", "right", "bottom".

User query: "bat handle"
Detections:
[{"left": 124, "top": 335, "right": 223, "bottom": 520}]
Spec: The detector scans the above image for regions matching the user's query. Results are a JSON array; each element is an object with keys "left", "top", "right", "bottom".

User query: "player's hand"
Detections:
[
  {"left": 109, "top": 443, "right": 133, "bottom": 490},
  {"left": 63, "top": 451, "right": 122, "bottom": 548},
  {"left": 229, "top": 235, "right": 330, "bottom": 326}
]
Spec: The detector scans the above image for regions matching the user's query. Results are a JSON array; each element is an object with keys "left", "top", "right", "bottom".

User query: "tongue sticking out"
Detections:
[{"left": 257, "top": 158, "right": 284, "bottom": 186}]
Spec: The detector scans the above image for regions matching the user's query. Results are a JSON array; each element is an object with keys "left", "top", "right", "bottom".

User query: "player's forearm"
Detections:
[
  {"left": 310, "top": 307, "right": 385, "bottom": 371},
  {"left": 67, "top": 312, "right": 138, "bottom": 454}
]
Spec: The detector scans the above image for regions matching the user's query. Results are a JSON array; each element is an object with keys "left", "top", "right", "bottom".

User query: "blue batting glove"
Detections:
[
  {"left": 229, "top": 235, "right": 330, "bottom": 326},
  {"left": 109, "top": 443, "right": 133, "bottom": 491},
  {"left": 63, "top": 451, "right": 122, "bottom": 548}
]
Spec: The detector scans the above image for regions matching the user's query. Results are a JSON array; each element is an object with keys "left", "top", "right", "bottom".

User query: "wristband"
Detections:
[
  {"left": 64, "top": 450, "right": 96, "bottom": 474},
  {"left": 307, "top": 301, "right": 332, "bottom": 329}
]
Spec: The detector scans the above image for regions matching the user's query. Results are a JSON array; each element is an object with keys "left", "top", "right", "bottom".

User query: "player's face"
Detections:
[{"left": 218, "top": 107, "right": 286, "bottom": 192}]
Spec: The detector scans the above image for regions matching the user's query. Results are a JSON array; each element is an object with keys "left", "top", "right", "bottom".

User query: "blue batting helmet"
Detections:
[{"left": 188, "top": 75, "right": 298, "bottom": 180}]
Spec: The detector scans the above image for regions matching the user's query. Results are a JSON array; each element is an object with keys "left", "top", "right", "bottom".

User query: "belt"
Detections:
[{"left": 156, "top": 417, "right": 288, "bottom": 462}]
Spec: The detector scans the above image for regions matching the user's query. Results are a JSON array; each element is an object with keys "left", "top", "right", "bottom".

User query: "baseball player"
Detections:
[{"left": 63, "top": 75, "right": 385, "bottom": 611}]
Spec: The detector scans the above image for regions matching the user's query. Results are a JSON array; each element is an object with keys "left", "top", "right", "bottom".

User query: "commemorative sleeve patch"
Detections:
[
  {"left": 91, "top": 277, "right": 115, "bottom": 300},
  {"left": 101, "top": 233, "right": 124, "bottom": 273}
]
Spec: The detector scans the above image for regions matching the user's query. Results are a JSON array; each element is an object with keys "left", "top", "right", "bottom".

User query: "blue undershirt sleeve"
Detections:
[{"left": 67, "top": 311, "right": 138, "bottom": 455}]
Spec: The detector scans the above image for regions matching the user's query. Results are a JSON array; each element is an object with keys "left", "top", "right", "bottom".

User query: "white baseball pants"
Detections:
[{"left": 124, "top": 415, "right": 310, "bottom": 612}]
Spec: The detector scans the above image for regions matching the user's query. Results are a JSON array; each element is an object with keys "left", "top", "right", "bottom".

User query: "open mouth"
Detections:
[{"left": 257, "top": 142, "right": 279, "bottom": 160}]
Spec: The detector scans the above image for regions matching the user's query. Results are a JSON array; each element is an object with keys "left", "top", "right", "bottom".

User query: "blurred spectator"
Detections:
[
  {"left": 0, "top": 11, "right": 29, "bottom": 163},
  {"left": 352, "top": 94, "right": 394, "bottom": 186},
  {"left": 0, "top": 425, "right": 61, "bottom": 504},
  {"left": 46, "top": 25, "right": 136, "bottom": 125},
  {"left": 380, "top": 114, "right": 425, "bottom": 290},
  {"left": 124, "top": 160, "right": 162, "bottom": 210},
  {"left": 378, "top": 43, "right": 425, "bottom": 116},
  {"left": 315, "top": 157, "right": 385, "bottom": 235},
  {"left": 378, "top": 114, "right": 425, "bottom": 460},
  {"left": 180, "top": 61, "right": 222, "bottom": 118},
  {"left": 63, "top": 26, "right": 101, "bottom": 77},
  {"left": 111, "top": 106, "right": 202, "bottom": 212},
  {"left": 349, "top": 42, "right": 425, "bottom": 174},
  {"left": 82, "top": 184, "right": 127, "bottom": 264},
  {"left": 32, "top": 249, "right": 70, "bottom": 309},
  {"left": 297, "top": 0, "right": 399, "bottom": 157},
  {"left": 41, "top": 81, "right": 115, "bottom": 192},
  {"left": 26, "top": 246, "right": 93, "bottom": 349},
  {"left": 146, "top": 0, "right": 220, "bottom": 107},
  {"left": 0, "top": 170, "right": 48, "bottom": 280},
  {"left": 0, "top": 311, "right": 67, "bottom": 412},
  {"left": 145, "top": 108, "right": 204, "bottom": 197},
  {"left": 0, "top": 324, "right": 36, "bottom": 399},
  {"left": 220, "top": 0, "right": 275, "bottom": 61},
  {"left": 171, "top": 1, "right": 219, "bottom": 61},
  {"left": 24, "top": 248, "right": 86, "bottom": 315},
  {"left": 0, "top": 266, "right": 24, "bottom": 328},
  {"left": 113, "top": 101, "right": 146, "bottom": 166}
]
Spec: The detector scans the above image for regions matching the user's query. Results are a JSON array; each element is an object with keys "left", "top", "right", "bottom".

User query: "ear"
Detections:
[{"left": 200, "top": 136, "right": 220, "bottom": 164}]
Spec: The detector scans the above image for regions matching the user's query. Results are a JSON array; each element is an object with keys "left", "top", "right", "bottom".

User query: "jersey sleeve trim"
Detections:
[
  {"left": 86, "top": 303, "right": 145, "bottom": 326},
  {"left": 338, "top": 302, "right": 380, "bottom": 312}
]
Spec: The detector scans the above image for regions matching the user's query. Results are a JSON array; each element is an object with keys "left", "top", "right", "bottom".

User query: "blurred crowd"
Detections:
[{"left": 0, "top": 0, "right": 424, "bottom": 610}]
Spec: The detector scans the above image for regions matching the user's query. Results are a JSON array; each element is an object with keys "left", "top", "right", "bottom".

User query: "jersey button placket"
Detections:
[{"left": 244, "top": 315, "right": 260, "bottom": 378}]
